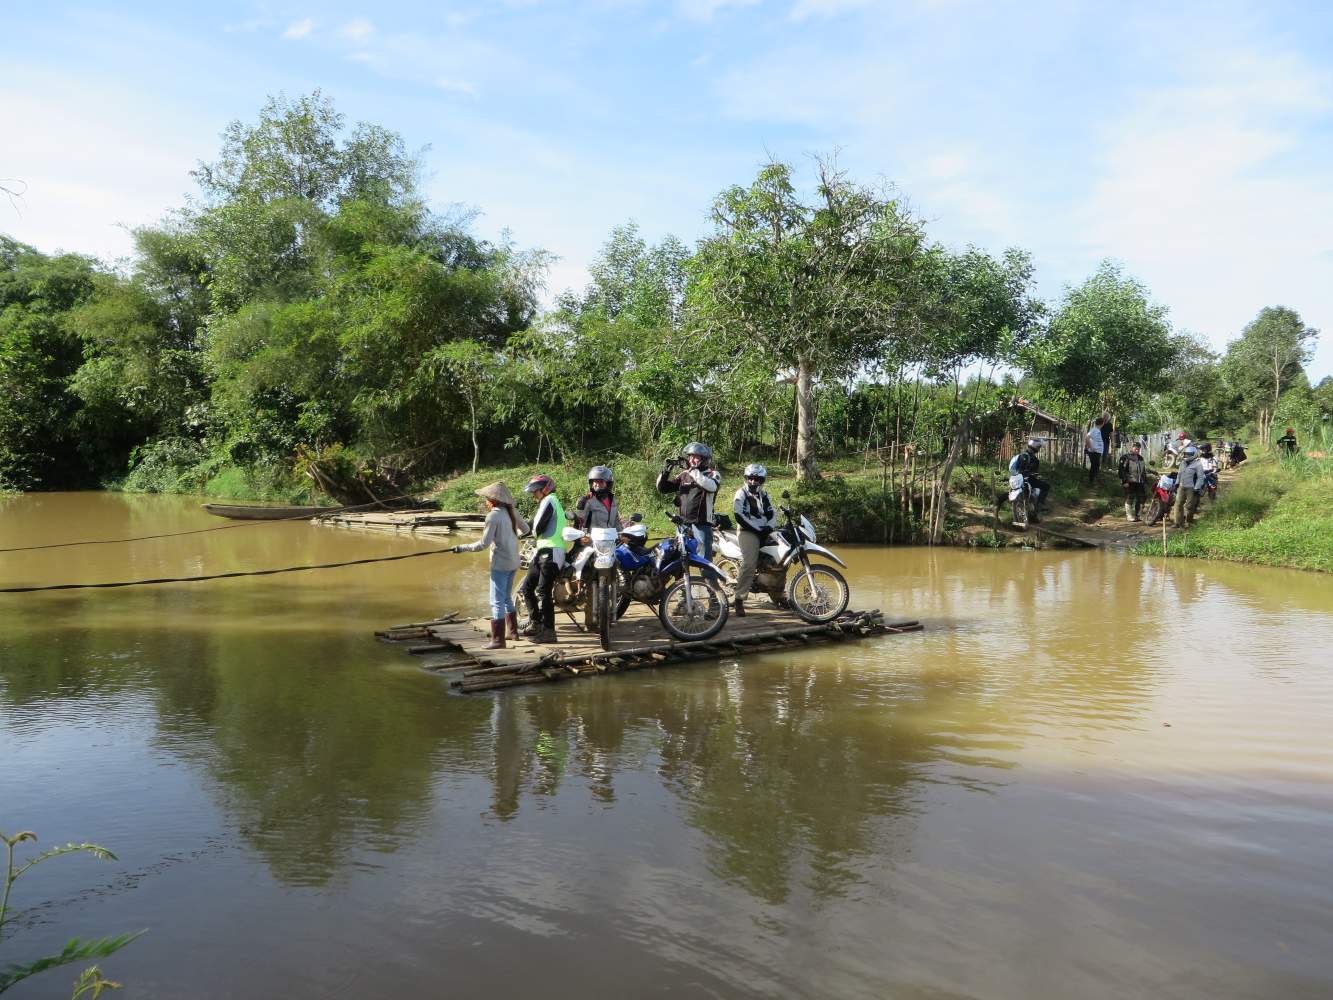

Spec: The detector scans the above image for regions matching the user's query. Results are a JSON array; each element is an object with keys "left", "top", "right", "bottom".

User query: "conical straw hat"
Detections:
[{"left": 474, "top": 481, "right": 516, "bottom": 506}]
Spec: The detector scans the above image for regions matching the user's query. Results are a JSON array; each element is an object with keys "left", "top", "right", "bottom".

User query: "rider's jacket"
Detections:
[
  {"left": 1118, "top": 452, "right": 1147, "bottom": 484},
  {"left": 657, "top": 466, "right": 720, "bottom": 524},
  {"left": 1010, "top": 451, "right": 1040, "bottom": 477},
  {"left": 574, "top": 491, "right": 621, "bottom": 532},
  {"left": 532, "top": 494, "right": 567, "bottom": 565},
  {"left": 733, "top": 486, "right": 776, "bottom": 535},
  {"left": 1177, "top": 457, "right": 1205, "bottom": 492}
]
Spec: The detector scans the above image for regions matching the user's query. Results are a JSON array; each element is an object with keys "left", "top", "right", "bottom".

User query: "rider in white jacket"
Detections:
[{"left": 731, "top": 463, "right": 777, "bottom": 616}]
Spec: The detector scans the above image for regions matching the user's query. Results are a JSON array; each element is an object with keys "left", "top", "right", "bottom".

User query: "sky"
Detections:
[{"left": 4, "top": 0, "right": 1332, "bottom": 380}]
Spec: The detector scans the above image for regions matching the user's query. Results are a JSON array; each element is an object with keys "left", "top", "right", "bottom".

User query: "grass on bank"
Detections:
[{"left": 1132, "top": 455, "right": 1333, "bottom": 572}]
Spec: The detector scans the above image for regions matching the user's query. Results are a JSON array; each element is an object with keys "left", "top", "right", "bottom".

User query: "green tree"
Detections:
[
  {"left": 1221, "top": 306, "right": 1319, "bottom": 445},
  {"left": 691, "top": 160, "right": 924, "bottom": 479},
  {"left": 1021, "top": 260, "right": 1175, "bottom": 421}
]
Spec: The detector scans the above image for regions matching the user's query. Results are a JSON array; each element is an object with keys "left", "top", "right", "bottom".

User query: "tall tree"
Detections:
[
  {"left": 1221, "top": 306, "right": 1318, "bottom": 445},
  {"left": 1020, "top": 260, "right": 1174, "bottom": 419},
  {"left": 691, "top": 160, "right": 924, "bottom": 479}
]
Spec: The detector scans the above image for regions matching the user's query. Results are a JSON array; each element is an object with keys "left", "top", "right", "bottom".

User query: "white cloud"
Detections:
[
  {"left": 1077, "top": 44, "right": 1333, "bottom": 358},
  {"left": 341, "top": 18, "right": 375, "bottom": 44},
  {"left": 789, "top": 0, "right": 871, "bottom": 20},
  {"left": 0, "top": 77, "right": 213, "bottom": 264},
  {"left": 677, "top": 0, "right": 761, "bottom": 23},
  {"left": 282, "top": 18, "right": 315, "bottom": 40},
  {"left": 434, "top": 78, "right": 477, "bottom": 96}
]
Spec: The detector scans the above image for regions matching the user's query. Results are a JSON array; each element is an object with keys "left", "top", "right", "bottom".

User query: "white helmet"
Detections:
[{"left": 743, "top": 463, "right": 767, "bottom": 480}]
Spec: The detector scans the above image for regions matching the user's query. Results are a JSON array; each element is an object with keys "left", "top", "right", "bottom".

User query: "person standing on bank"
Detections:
[
  {"left": 1099, "top": 411, "right": 1114, "bottom": 462},
  {"left": 657, "top": 442, "right": 721, "bottom": 561},
  {"left": 451, "top": 482, "right": 529, "bottom": 650},
  {"left": 1118, "top": 442, "right": 1148, "bottom": 521},
  {"left": 1277, "top": 426, "right": 1299, "bottom": 457},
  {"left": 1173, "top": 445, "right": 1204, "bottom": 528},
  {"left": 1085, "top": 417, "right": 1106, "bottom": 484},
  {"left": 519, "top": 474, "right": 565, "bottom": 644},
  {"left": 732, "top": 463, "right": 777, "bottom": 617}
]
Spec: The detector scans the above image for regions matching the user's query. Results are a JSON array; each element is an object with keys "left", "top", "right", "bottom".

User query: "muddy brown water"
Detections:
[{"left": 2, "top": 492, "right": 1332, "bottom": 998}]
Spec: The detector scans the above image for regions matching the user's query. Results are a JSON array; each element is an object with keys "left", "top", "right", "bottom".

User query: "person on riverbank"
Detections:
[
  {"left": 1118, "top": 442, "right": 1148, "bottom": 521},
  {"left": 1277, "top": 427, "right": 1299, "bottom": 457},
  {"left": 451, "top": 482, "right": 529, "bottom": 650},
  {"left": 1010, "top": 438, "right": 1049, "bottom": 514},
  {"left": 1085, "top": 417, "right": 1105, "bottom": 483},
  {"left": 1230, "top": 441, "right": 1248, "bottom": 467},
  {"left": 520, "top": 473, "right": 565, "bottom": 644},
  {"left": 732, "top": 463, "right": 777, "bottom": 617},
  {"left": 657, "top": 442, "right": 721, "bottom": 561},
  {"left": 1173, "top": 445, "right": 1204, "bottom": 528},
  {"left": 1099, "top": 411, "right": 1113, "bottom": 461}
]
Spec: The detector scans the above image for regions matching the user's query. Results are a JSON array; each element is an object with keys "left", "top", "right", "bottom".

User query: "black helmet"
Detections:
[
  {"left": 587, "top": 465, "right": 613, "bottom": 484},
  {"left": 682, "top": 442, "right": 713, "bottom": 463}
]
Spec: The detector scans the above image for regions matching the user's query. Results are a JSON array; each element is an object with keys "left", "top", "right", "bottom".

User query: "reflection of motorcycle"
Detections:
[
  {"left": 617, "top": 513, "right": 730, "bottom": 642},
  {"left": 1143, "top": 471, "right": 1177, "bottom": 526},
  {"left": 1008, "top": 473, "right": 1042, "bottom": 529},
  {"left": 713, "top": 492, "right": 850, "bottom": 623}
]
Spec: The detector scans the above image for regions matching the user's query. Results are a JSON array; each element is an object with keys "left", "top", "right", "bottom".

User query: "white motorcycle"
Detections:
[
  {"left": 713, "top": 491, "right": 850, "bottom": 624},
  {"left": 515, "top": 521, "right": 631, "bottom": 650},
  {"left": 1008, "top": 472, "right": 1042, "bottom": 528}
]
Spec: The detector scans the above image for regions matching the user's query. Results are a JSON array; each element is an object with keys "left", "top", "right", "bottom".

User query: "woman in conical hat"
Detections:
[{"left": 452, "top": 481, "right": 528, "bottom": 649}]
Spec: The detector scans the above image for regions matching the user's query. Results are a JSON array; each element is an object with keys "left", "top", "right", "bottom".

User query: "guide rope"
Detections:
[
  {"left": 0, "top": 546, "right": 458, "bottom": 594},
  {"left": 0, "top": 494, "right": 424, "bottom": 554}
]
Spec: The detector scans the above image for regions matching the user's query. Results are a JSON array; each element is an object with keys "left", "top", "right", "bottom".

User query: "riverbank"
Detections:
[{"left": 1128, "top": 456, "right": 1333, "bottom": 573}]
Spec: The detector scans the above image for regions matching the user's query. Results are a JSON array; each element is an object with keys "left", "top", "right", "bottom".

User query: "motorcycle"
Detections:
[
  {"left": 1008, "top": 473, "right": 1042, "bottom": 529},
  {"left": 712, "top": 491, "right": 850, "bottom": 624},
  {"left": 616, "top": 513, "right": 730, "bottom": 642},
  {"left": 514, "top": 515, "right": 643, "bottom": 650},
  {"left": 1143, "top": 471, "right": 1177, "bottom": 526}
]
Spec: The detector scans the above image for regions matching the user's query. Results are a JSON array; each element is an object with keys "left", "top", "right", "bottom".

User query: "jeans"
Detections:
[
  {"left": 693, "top": 522, "right": 714, "bottom": 563},
  {"left": 489, "top": 568, "right": 516, "bottom": 619}
]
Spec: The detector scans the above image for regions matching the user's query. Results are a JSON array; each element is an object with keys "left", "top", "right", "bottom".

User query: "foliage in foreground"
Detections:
[
  {"left": 0, "top": 828, "right": 143, "bottom": 996},
  {"left": 1133, "top": 456, "right": 1333, "bottom": 572}
]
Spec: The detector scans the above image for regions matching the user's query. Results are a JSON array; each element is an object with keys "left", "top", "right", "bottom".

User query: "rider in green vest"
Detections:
[{"left": 520, "top": 474, "right": 566, "bottom": 644}]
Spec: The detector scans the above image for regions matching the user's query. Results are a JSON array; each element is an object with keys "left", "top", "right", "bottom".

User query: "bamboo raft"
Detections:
[
  {"left": 376, "top": 604, "right": 923, "bottom": 693},
  {"left": 317, "top": 509, "right": 487, "bottom": 536}
]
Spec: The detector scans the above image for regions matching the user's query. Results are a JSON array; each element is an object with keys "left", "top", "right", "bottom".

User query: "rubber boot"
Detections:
[
  {"left": 1124, "top": 501, "right": 1134, "bottom": 522},
  {"left": 505, "top": 612, "right": 519, "bottom": 641},
  {"left": 533, "top": 626, "right": 559, "bottom": 645},
  {"left": 733, "top": 596, "right": 746, "bottom": 617},
  {"left": 482, "top": 619, "right": 505, "bottom": 650}
]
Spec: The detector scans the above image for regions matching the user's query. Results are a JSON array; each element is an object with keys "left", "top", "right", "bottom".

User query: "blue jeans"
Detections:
[{"left": 489, "top": 568, "right": 516, "bottom": 619}]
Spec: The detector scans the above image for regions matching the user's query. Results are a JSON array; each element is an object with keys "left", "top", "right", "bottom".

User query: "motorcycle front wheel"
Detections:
[
  {"left": 1144, "top": 498, "right": 1162, "bottom": 526},
  {"left": 786, "top": 563, "right": 849, "bottom": 624},
  {"left": 659, "top": 577, "right": 728, "bottom": 642},
  {"left": 1011, "top": 495, "right": 1028, "bottom": 528},
  {"left": 596, "top": 576, "right": 614, "bottom": 650}
]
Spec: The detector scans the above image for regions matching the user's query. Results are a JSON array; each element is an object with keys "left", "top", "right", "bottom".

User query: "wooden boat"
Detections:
[{"left": 202, "top": 503, "right": 333, "bottom": 521}]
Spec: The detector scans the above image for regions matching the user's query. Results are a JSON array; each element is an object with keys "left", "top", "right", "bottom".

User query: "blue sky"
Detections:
[{"left": 5, "top": 0, "right": 1332, "bottom": 379}]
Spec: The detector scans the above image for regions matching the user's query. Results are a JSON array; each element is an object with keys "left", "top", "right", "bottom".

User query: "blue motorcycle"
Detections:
[{"left": 615, "top": 513, "right": 729, "bottom": 642}]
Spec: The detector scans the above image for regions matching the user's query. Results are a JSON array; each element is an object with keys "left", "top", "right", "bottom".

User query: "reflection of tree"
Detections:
[{"left": 148, "top": 630, "right": 493, "bottom": 886}]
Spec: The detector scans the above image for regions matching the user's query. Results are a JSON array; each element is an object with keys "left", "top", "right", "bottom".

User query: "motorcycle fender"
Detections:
[
  {"left": 687, "top": 554, "right": 727, "bottom": 575},
  {"left": 780, "top": 544, "right": 846, "bottom": 569},
  {"left": 1008, "top": 488, "right": 1022, "bottom": 501},
  {"left": 715, "top": 532, "right": 742, "bottom": 559}
]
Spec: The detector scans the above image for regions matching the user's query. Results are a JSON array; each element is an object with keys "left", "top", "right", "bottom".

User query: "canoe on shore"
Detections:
[{"left": 202, "top": 503, "right": 333, "bottom": 521}]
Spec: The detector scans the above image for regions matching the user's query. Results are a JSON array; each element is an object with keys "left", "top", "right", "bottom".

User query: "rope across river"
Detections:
[{"left": 0, "top": 546, "right": 457, "bottom": 594}]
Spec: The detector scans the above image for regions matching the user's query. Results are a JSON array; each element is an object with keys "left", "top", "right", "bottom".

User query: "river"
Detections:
[{"left": 2, "top": 492, "right": 1331, "bottom": 998}]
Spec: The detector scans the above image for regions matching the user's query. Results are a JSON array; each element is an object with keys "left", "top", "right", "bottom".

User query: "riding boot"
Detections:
[
  {"left": 533, "top": 626, "right": 559, "bottom": 645},
  {"left": 482, "top": 619, "right": 505, "bottom": 650},
  {"left": 733, "top": 596, "right": 746, "bottom": 617},
  {"left": 504, "top": 612, "right": 519, "bottom": 640},
  {"left": 1124, "top": 501, "right": 1134, "bottom": 521}
]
